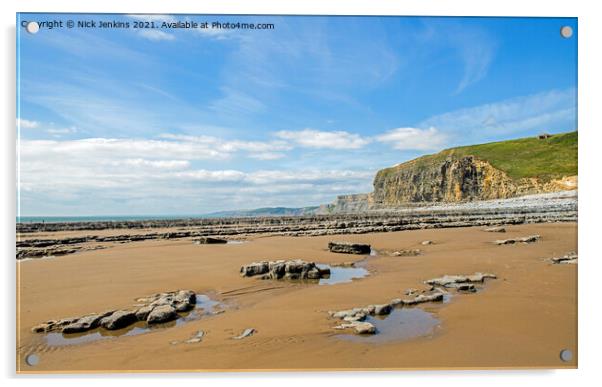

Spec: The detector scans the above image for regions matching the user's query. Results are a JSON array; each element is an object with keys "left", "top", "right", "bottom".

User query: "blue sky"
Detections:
[{"left": 17, "top": 14, "right": 577, "bottom": 216}]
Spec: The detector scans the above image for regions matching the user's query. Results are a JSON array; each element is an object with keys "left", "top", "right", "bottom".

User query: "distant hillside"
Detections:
[{"left": 203, "top": 206, "right": 319, "bottom": 218}]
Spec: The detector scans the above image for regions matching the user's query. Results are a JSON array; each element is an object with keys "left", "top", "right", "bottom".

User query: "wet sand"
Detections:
[{"left": 16, "top": 222, "right": 577, "bottom": 372}]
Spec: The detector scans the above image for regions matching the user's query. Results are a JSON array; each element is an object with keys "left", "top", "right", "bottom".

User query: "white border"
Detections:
[{"left": 2, "top": 0, "right": 601, "bottom": 386}]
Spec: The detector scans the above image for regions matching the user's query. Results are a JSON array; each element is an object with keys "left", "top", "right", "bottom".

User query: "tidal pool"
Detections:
[
  {"left": 338, "top": 307, "right": 440, "bottom": 344},
  {"left": 317, "top": 264, "right": 369, "bottom": 285}
]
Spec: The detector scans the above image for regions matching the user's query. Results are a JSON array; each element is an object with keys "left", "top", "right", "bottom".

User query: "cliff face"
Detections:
[
  {"left": 372, "top": 156, "right": 576, "bottom": 206},
  {"left": 323, "top": 132, "right": 577, "bottom": 212}
]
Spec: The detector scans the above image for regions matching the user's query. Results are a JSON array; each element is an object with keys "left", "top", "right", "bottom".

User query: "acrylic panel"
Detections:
[{"left": 16, "top": 13, "right": 578, "bottom": 372}]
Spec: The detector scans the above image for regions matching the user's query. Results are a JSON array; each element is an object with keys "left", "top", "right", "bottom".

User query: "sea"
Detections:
[{"left": 16, "top": 215, "right": 209, "bottom": 223}]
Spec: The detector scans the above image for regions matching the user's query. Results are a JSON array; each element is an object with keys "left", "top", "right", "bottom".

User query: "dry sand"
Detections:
[{"left": 16, "top": 222, "right": 577, "bottom": 372}]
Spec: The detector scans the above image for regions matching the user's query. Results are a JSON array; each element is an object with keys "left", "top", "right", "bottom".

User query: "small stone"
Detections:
[
  {"left": 421, "top": 240, "right": 434, "bottom": 246},
  {"left": 233, "top": 328, "right": 255, "bottom": 339}
]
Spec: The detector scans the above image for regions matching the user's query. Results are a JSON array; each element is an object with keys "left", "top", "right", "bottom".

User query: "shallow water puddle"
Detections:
[
  {"left": 45, "top": 294, "right": 220, "bottom": 347},
  {"left": 317, "top": 264, "right": 369, "bottom": 285},
  {"left": 338, "top": 307, "right": 440, "bottom": 344}
]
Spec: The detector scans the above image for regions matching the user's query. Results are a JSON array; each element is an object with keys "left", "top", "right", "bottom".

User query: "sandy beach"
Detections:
[{"left": 16, "top": 222, "right": 577, "bottom": 372}]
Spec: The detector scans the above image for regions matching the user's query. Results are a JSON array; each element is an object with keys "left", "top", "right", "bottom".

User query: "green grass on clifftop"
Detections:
[{"left": 380, "top": 131, "right": 577, "bottom": 181}]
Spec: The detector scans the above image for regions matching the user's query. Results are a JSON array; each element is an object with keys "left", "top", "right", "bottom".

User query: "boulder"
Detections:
[
  {"left": 328, "top": 241, "right": 371, "bottom": 255},
  {"left": 421, "top": 240, "right": 434, "bottom": 246},
  {"left": 147, "top": 305, "right": 178, "bottom": 324},
  {"left": 373, "top": 304, "right": 392, "bottom": 315},
  {"left": 240, "top": 261, "right": 269, "bottom": 277},
  {"left": 100, "top": 310, "right": 137, "bottom": 330}
]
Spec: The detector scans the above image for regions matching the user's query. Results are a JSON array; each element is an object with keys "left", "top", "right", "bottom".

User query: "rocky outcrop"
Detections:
[
  {"left": 328, "top": 242, "right": 371, "bottom": 255},
  {"left": 240, "top": 260, "right": 331, "bottom": 281},
  {"left": 32, "top": 289, "right": 201, "bottom": 334},
  {"left": 372, "top": 156, "right": 578, "bottom": 206}
]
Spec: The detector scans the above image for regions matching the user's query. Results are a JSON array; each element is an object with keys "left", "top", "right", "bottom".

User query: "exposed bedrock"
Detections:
[
  {"left": 493, "top": 235, "right": 540, "bottom": 245},
  {"left": 31, "top": 289, "right": 198, "bottom": 334},
  {"left": 328, "top": 241, "right": 371, "bottom": 255},
  {"left": 240, "top": 259, "right": 331, "bottom": 281}
]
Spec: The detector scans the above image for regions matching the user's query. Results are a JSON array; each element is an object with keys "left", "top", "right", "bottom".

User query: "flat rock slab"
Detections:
[
  {"left": 391, "top": 249, "right": 421, "bottom": 257},
  {"left": 194, "top": 237, "right": 227, "bottom": 244},
  {"left": 425, "top": 272, "right": 497, "bottom": 287},
  {"left": 484, "top": 226, "right": 506, "bottom": 232},
  {"left": 494, "top": 235, "right": 540, "bottom": 245},
  {"left": 328, "top": 241, "right": 371, "bottom": 255}
]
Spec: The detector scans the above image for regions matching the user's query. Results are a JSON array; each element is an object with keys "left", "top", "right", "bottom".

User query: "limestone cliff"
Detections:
[
  {"left": 326, "top": 132, "right": 577, "bottom": 212},
  {"left": 372, "top": 155, "right": 576, "bottom": 206}
]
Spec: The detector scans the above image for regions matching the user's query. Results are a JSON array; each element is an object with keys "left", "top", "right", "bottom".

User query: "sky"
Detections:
[{"left": 16, "top": 14, "right": 577, "bottom": 216}]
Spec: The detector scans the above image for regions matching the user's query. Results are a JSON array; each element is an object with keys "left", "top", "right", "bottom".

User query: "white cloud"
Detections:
[
  {"left": 18, "top": 135, "right": 375, "bottom": 214},
  {"left": 126, "top": 14, "right": 177, "bottom": 23},
  {"left": 275, "top": 129, "right": 370, "bottom": 149},
  {"left": 376, "top": 127, "right": 447, "bottom": 151},
  {"left": 111, "top": 159, "right": 190, "bottom": 170},
  {"left": 16, "top": 118, "right": 39, "bottom": 129},
  {"left": 158, "top": 133, "right": 291, "bottom": 158},
  {"left": 46, "top": 126, "right": 77, "bottom": 136},
  {"left": 137, "top": 29, "right": 175, "bottom": 42},
  {"left": 420, "top": 88, "right": 576, "bottom": 136}
]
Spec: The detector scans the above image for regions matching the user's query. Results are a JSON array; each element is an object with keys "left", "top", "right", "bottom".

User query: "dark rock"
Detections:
[
  {"left": 100, "top": 310, "right": 137, "bottom": 330},
  {"left": 241, "top": 259, "right": 330, "bottom": 281},
  {"left": 194, "top": 237, "right": 227, "bottom": 244},
  {"left": 62, "top": 314, "right": 105, "bottom": 333},
  {"left": 147, "top": 305, "right": 177, "bottom": 324},
  {"left": 328, "top": 241, "right": 371, "bottom": 255}
]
